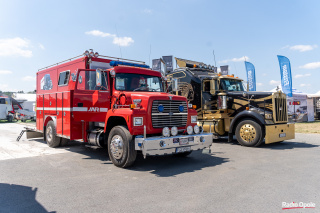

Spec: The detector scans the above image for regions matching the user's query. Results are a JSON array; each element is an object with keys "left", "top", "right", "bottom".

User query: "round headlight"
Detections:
[
  {"left": 178, "top": 105, "right": 184, "bottom": 112},
  {"left": 162, "top": 127, "right": 170, "bottom": 137},
  {"left": 94, "top": 52, "right": 99, "bottom": 57},
  {"left": 187, "top": 126, "right": 193, "bottom": 135},
  {"left": 194, "top": 125, "right": 200, "bottom": 134},
  {"left": 84, "top": 50, "right": 89, "bottom": 56},
  {"left": 171, "top": 126, "right": 178, "bottom": 136},
  {"left": 203, "top": 64, "right": 208, "bottom": 69},
  {"left": 158, "top": 104, "right": 164, "bottom": 112}
]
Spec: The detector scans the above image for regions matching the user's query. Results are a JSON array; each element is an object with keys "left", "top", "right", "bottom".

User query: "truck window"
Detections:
[
  {"left": 0, "top": 98, "right": 5, "bottom": 104},
  {"left": 58, "top": 71, "right": 70, "bottom": 86},
  {"left": 203, "top": 81, "right": 210, "bottom": 92},
  {"left": 115, "top": 73, "right": 164, "bottom": 92},
  {"left": 76, "top": 70, "right": 108, "bottom": 91},
  {"left": 220, "top": 79, "right": 244, "bottom": 91}
]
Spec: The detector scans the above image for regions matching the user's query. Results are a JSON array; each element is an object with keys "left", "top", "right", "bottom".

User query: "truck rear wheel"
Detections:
[
  {"left": 45, "top": 121, "right": 60, "bottom": 148},
  {"left": 235, "top": 119, "right": 263, "bottom": 147},
  {"left": 107, "top": 126, "right": 137, "bottom": 168}
]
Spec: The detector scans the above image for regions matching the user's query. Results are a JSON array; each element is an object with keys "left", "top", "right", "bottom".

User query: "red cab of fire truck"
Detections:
[{"left": 34, "top": 51, "right": 213, "bottom": 167}]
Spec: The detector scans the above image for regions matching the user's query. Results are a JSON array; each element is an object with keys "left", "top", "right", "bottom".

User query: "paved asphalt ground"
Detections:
[{"left": 0, "top": 122, "right": 319, "bottom": 213}]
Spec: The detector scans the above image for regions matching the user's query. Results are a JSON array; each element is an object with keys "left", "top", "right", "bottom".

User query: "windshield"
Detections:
[
  {"left": 115, "top": 73, "right": 164, "bottom": 92},
  {"left": 220, "top": 79, "right": 244, "bottom": 91}
]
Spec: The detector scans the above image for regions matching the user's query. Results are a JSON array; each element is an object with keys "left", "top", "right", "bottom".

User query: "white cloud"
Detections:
[
  {"left": 294, "top": 73, "right": 311, "bottom": 78},
  {"left": 85, "top": 30, "right": 134, "bottom": 47},
  {"left": 299, "top": 62, "right": 320, "bottom": 69},
  {"left": 22, "top": 76, "right": 36, "bottom": 82},
  {"left": 315, "top": 91, "right": 320, "bottom": 95},
  {"left": 0, "top": 70, "right": 12, "bottom": 75},
  {"left": 300, "top": 83, "right": 311, "bottom": 87},
  {"left": 86, "top": 30, "right": 115, "bottom": 37},
  {"left": 219, "top": 56, "right": 249, "bottom": 63},
  {"left": 284, "top": 44, "right": 318, "bottom": 52},
  {"left": 269, "top": 80, "right": 281, "bottom": 86},
  {"left": 262, "top": 73, "right": 267, "bottom": 76},
  {"left": 0, "top": 37, "right": 32, "bottom": 57},
  {"left": 143, "top": 9, "right": 153, "bottom": 14},
  {"left": 39, "top": 43, "right": 45, "bottom": 50},
  {"left": 113, "top": 37, "right": 134, "bottom": 47},
  {"left": 257, "top": 83, "right": 263, "bottom": 86}
]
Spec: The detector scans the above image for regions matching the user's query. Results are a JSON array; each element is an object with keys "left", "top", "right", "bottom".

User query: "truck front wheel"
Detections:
[
  {"left": 107, "top": 126, "right": 137, "bottom": 168},
  {"left": 235, "top": 119, "right": 264, "bottom": 147},
  {"left": 45, "top": 121, "right": 60, "bottom": 148}
]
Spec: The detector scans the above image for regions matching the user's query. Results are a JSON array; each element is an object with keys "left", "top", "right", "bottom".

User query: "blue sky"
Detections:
[{"left": 0, "top": 0, "right": 319, "bottom": 94}]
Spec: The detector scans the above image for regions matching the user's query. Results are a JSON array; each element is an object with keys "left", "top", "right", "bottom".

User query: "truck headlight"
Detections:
[
  {"left": 133, "top": 117, "right": 143, "bottom": 126},
  {"left": 265, "top": 114, "right": 273, "bottom": 120},
  {"left": 162, "top": 127, "right": 170, "bottom": 137},
  {"left": 171, "top": 126, "right": 178, "bottom": 136},
  {"left": 187, "top": 125, "right": 193, "bottom": 135},
  {"left": 194, "top": 125, "right": 200, "bottom": 134},
  {"left": 191, "top": 115, "right": 197, "bottom": 123},
  {"left": 218, "top": 94, "right": 227, "bottom": 110}
]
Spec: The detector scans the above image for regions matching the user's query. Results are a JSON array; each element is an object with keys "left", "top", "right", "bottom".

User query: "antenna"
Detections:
[
  {"left": 213, "top": 50, "right": 217, "bottom": 67},
  {"left": 149, "top": 44, "right": 151, "bottom": 66},
  {"left": 115, "top": 25, "right": 122, "bottom": 58}
]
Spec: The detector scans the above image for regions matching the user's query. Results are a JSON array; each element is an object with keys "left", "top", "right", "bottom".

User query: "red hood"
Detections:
[{"left": 126, "top": 92, "right": 187, "bottom": 107}]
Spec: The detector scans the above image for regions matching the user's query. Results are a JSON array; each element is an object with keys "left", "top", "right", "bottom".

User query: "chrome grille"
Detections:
[
  {"left": 272, "top": 93, "right": 288, "bottom": 123},
  {"left": 152, "top": 100, "right": 188, "bottom": 128}
]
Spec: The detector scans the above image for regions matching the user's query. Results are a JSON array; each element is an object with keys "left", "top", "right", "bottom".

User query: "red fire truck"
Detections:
[{"left": 25, "top": 50, "right": 213, "bottom": 167}]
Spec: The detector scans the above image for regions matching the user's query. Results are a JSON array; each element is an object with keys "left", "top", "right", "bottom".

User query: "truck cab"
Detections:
[
  {"left": 33, "top": 51, "right": 213, "bottom": 167},
  {"left": 167, "top": 57, "right": 295, "bottom": 147}
]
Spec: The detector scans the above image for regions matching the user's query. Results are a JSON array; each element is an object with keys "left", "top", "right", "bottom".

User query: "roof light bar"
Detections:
[{"left": 110, "top": 61, "right": 150, "bottom": 68}]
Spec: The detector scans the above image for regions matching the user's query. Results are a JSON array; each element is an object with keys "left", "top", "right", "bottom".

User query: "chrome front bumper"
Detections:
[{"left": 135, "top": 133, "right": 213, "bottom": 158}]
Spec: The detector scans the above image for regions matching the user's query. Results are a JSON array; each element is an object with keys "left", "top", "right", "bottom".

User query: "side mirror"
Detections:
[
  {"left": 210, "top": 80, "right": 216, "bottom": 95},
  {"left": 172, "top": 78, "right": 178, "bottom": 92},
  {"left": 96, "top": 69, "right": 102, "bottom": 86}
]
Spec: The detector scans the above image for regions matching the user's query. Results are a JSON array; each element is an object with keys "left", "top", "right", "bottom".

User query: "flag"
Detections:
[
  {"left": 244, "top": 61, "right": 256, "bottom": 91},
  {"left": 277, "top": 55, "right": 293, "bottom": 97},
  {"left": 152, "top": 59, "right": 161, "bottom": 71},
  {"left": 162, "top": 56, "right": 173, "bottom": 72},
  {"left": 220, "top": 65, "right": 229, "bottom": 75}
]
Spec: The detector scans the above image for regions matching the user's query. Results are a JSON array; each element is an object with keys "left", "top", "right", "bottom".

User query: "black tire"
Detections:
[
  {"left": 60, "top": 138, "right": 70, "bottom": 147},
  {"left": 7, "top": 116, "right": 13, "bottom": 122},
  {"left": 45, "top": 121, "right": 60, "bottom": 148},
  {"left": 235, "top": 119, "right": 264, "bottom": 147},
  {"left": 174, "top": 151, "right": 192, "bottom": 157},
  {"left": 107, "top": 126, "right": 137, "bottom": 168}
]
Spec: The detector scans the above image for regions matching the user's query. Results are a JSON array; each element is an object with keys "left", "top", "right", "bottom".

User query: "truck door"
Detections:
[
  {"left": 73, "top": 70, "right": 110, "bottom": 122},
  {"left": 202, "top": 79, "right": 217, "bottom": 114}
]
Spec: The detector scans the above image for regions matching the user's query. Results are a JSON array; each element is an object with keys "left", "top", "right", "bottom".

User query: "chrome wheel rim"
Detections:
[
  {"left": 110, "top": 135, "right": 124, "bottom": 160},
  {"left": 46, "top": 126, "right": 53, "bottom": 142},
  {"left": 240, "top": 124, "right": 256, "bottom": 142}
]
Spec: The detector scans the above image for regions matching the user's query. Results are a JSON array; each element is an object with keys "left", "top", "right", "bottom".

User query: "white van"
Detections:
[{"left": 0, "top": 97, "right": 14, "bottom": 122}]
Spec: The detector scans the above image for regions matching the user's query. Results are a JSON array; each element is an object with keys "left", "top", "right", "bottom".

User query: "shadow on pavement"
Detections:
[
  {"left": 130, "top": 151, "right": 229, "bottom": 177},
  {"left": 32, "top": 139, "right": 228, "bottom": 176},
  {"left": 0, "top": 183, "right": 55, "bottom": 213},
  {"left": 259, "top": 141, "right": 320, "bottom": 150}
]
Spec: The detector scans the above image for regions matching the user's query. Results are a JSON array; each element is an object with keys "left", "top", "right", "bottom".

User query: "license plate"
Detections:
[
  {"left": 179, "top": 138, "right": 189, "bottom": 145},
  {"left": 279, "top": 133, "right": 286, "bottom": 138},
  {"left": 176, "top": 146, "right": 191, "bottom": 153}
]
